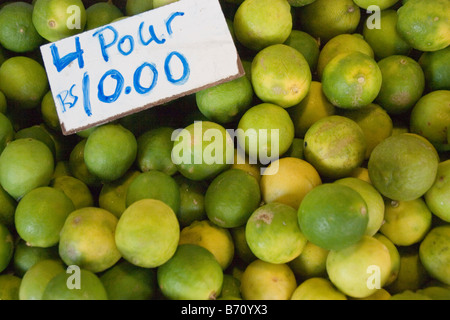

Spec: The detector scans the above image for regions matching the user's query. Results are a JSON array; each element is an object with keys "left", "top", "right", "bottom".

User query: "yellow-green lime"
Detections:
[
  {"left": 233, "top": 0, "right": 292, "bottom": 51},
  {"left": 125, "top": 0, "right": 153, "bottom": 16},
  {"left": 326, "top": 236, "right": 392, "bottom": 298},
  {"left": 157, "top": 244, "right": 224, "bottom": 300},
  {"left": 100, "top": 260, "right": 156, "bottom": 300},
  {"left": 115, "top": 199, "right": 180, "bottom": 268},
  {"left": 298, "top": 183, "right": 369, "bottom": 251},
  {"left": 218, "top": 274, "right": 242, "bottom": 300},
  {"left": 322, "top": 51, "right": 382, "bottom": 109},
  {"left": 205, "top": 168, "right": 261, "bottom": 228},
  {"left": 153, "top": 0, "right": 179, "bottom": 8},
  {"left": 240, "top": 259, "right": 297, "bottom": 300},
  {"left": 15, "top": 186, "right": 75, "bottom": 248},
  {"left": 419, "top": 225, "right": 450, "bottom": 285},
  {"left": 284, "top": 30, "right": 320, "bottom": 72},
  {"left": 58, "top": 207, "right": 121, "bottom": 273},
  {"left": 375, "top": 55, "right": 425, "bottom": 115},
  {"left": 353, "top": 0, "right": 398, "bottom": 10},
  {"left": 179, "top": 220, "right": 234, "bottom": 270},
  {"left": 19, "top": 259, "right": 65, "bottom": 300},
  {"left": 0, "top": 112, "right": 14, "bottom": 155},
  {"left": 287, "top": 0, "right": 316, "bottom": 6},
  {"left": 288, "top": 81, "right": 336, "bottom": 138},
  {"left": 68, "top": 139, "right": 101, "bottom": 187},
  {"left": 0, "top": 184, "right": 16, "bottom": 228},
  {"left": 0, "top": 274, "right": 21, "bottom": 300},
  {"left": 0, "top": 90, "right": 7, "bottom": 113},
  {"left": 50, "top": 175, "right": 93, "bottom": 210},
  {"left": 417, "top": 286, "right": 450, "bottom": 300},
  {"left": 288, "top": 241, "right": 329, "bottom": 279},
  {"left": 0, "top": 222, "right": 13, "bottom": 273},
  {"left": 230, "top": 148, "right": 261, "bottom": 183},
  {"left": 251, "top": 44, "right": 311, "bottom": 108},
  {"left": 419, "top": 46, "right": 450, "bottom": 91},
  {"left": 40, "top": 91, "right": 60, "bottom": 132},
  {"left": 354, "top": 288, "right": 392, "bottom": 300},
  {"left": 368, "top": 133, "right": 440, "bottom": 201},
  {"left": 284, "top": 138, "right": 304, "bottom": 160},
  {"left": 291, "top": 277, "right": 347, "bottom": 300},
  {"left": 173, "top": 174, "right": 207, "bottom": 227},
  {"left": 425, "top": 160, "right": 450, "bottom": 222},
  {"left": 260, "top": 157, "right": 322, "bottom": 210},
  {"left": 85, "top": 1, "right": 123, "bottom": 30},
  {"left": 303, "top": 115, "right": 366, "bottom": 179}
]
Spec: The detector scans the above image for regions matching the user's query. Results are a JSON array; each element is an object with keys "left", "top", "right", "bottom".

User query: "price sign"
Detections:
[{"left": 40, "top": 0, "right": 244, "bottom": 135}]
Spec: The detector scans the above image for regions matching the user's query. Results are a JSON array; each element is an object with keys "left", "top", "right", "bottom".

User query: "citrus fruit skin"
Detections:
[
  {"left": 425, "top": 160, "right": 450, "bottom": 222},
  {"left": 58, "top": 207, "right": 121, "bottom": 273},
  {"left": 173, "top": 175, "right": 207, "bottom": 227},
  {"left": 68, "top": 139, "right": 101, "bottom": 188},
  {"left": 353, "top": 0, "right": 398, "bottom": 10},
  {"left": 375, "top": 55, "right": 425, "bottom": 115},
  {"left": 298, "top": 183, "right": 369, "bottom": 251},
  {"left": 303, "top": 115, "right": 367, "bottom": 179},
  {"left": 126, "top": 0, "right": 153, "bottom": 16},
  {"left": 157, "top": 244, "right": 224, "bottom": 300},
  {"left": 288, "top": 241, "right": 329, "bottom": 280},
  {"left": 396, "top": 0, "right": 450, "bottom": 52},
  {"left": 0, "top": 112, "right": 14, "bottom": 155},
  {"left": 42, "top": 269, "right": 108, "bottom": 300},
  {"left": 373, "top": 234, "right": 401, "bottom": 286},
  {"left": 368, "top": 133, "right": 440, "bottom": 201},
  {"left": 51, "top": 175, "right": 94, "bottom": 210},
  {"left": 0, "top": 138, "right": 54, "bottom": 201},
  {"left": 326, "top": 236, "right": 392, "bottom": 299},
  {"left": 85, "top": 1, "right": 123, "bottom": 30},
  {"left": 322, "top": 51, "right": 382, "bottom": 109},
  {"left": 290, "top": 277, "right": 347, "bottom": 300},
  {"left": 84, "top": 124, "right": 137, "bottom": 182},
  {"left": 419, "top": 46, "right": 450, "bottom": 91},
  {"left": 15, "top": 186, "right": 75, "bottom": 248},
  {"left": 240, "top": 259, "right": 297, "bottom": 300},
  {"left": 0, "top": 2, "right": 44, "bottom": 53},
  {"left": 246, "top": 202, "right": 308, "bottom": 264},
  {"left": 231, "top": 226, "right": 257, "bottom": 265},
  {"left": 284, "top": 30, "right": 320, "bottom": 72},
  {"left": 205, "top": 169, "right": 261, "bottom": 228},
  {"left": 233, "top": 0, "right": 292, "bottom": 51},
  {"left": 12, "top": 239, "right": 59, "bottom": 277},
  {"left": 115, "top": 199, "right": 180, "bottom": 268},
  {"left": 32, "top": 0, "right": 87, "bottom": 42},
  {"left": 260, "top": 157, "right": 322, "bottom": 210},
  {"left": 419, "top": 225, "right": 450, "bottom": 286},
  {"left": 251, "top": 44, "right": 312, "bottom": 108},
  {"left": 0, "top": 274, "right": 21, "bottom": 300},
  {"left": 410, "top": 90, "right": 450, "bottom": 146},
  {"left": 0, "top": 222, "right": 13, "bottom": 273},
  {"left": 0, "top": 184, "right": 16, "bottom": 229},
  {"left": 288, "top": 0, "right": 316, "bottom": 6}
]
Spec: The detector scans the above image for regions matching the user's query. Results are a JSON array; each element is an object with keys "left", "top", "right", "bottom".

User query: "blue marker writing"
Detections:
[
  {"left": 93, "top": 26, "right": 119, "bottom": 63},
  {"left": 98, "top": 69, "right": 124, "bottom": 103},
  {"left": 51, "top": 37, "right": 84, "bottom": 72},
  {"left": 165, "top": 51, "right": 190, "bottom": 85}
]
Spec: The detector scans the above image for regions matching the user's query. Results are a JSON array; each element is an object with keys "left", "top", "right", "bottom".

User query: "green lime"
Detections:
[
  {"left": 368, "top": 133, "right": 440, "bottom": 201},
  {"left": 40, "top": 91, "right": 60, "bottom": 132},
  {"left": 157, "top": 244, "right": 223, "bottom": 300},
  {"left": 205, "top": 168, "right": 261, "bottom": 228},
  {"left": 322, "top": 51, "right": 382, "bottom": 109},
  {"left": 390, "top": 290, "right": 432, "bottom": 300},
  {"left": 326, "top": 236, "right": 392, "bottom": 299},
  {"left": 0, "top": 2, "right": 44, "bottom": 53},
  {"left": 291, "top": 277, "right": 347, "bottom": 300},
  {"left": 19, "top": 259, "right": 65, "bottom": 300},
  {"left": 284, "top": 138, "right": 304, "bottom": 159},
  {"left": 68, "top": 139, "right": 101, "bottom": 187},
  {"left": 353, "top": 0, "right": 398, "bottom": 9},
  {"left": 233, "top": 0, "right": 292, "bottom": 51},
  {"left": 85, "top": 1, "right": 123, "bottom": 30},
  {"left": 84, "top": 123, "right": 137, "bottom": 182},
  {"left": 98, "top": 170, "right": 140, "bottom": 219},
  {"left": 284, "top": 30, "right": 320, "bottom": 72},
  {"left": 50, "top": 175, "right": 94, "bottom": 210},
  {"left": 0, "top": 111, "right": 14, "bottom": 154},
  {"left": 251, "top": 44, "right": 312, "bottom": 108},
  {"left": 12, "top": 239, "right": 59, "bottom": 277},
  {"left": 417, "top": 286, "right": 450, "bottom": 300},
  {"left": 362, "top": 9, "right": 411, "bottom": 60},
  {"left": 334, "top": 177, "right": 385, "bottom": 237},
  {"left": 237, "top": 103, "right": 295, "bottom": 163},
  {"left": 0, "top": 184, "right": 16, "bottom": 228},
  {"left": 288, "top": 81, "right": 335, "bottom": 138},
  {"left": 288, "top": 241, "right": 329, "bottom": 280},
  {"left": 218, "top": 274, "right": 242, "bottom": 299},
  {"left": 298, "top": 183, "right": 369, "bottom": 251},
  {"left": 419, "top": 225, "right": 450, "bottom": 285},
  {"left": 298, "top": 0, "right": 360, "bottom": 44},
  {"left": 32, "top": 0, "right": 87, "bottom": 42},
  {"left": 0, "top": 274, "right": 21, "bottom": 300},
  {"left": 303, "top": 115, "right": 366, "bottom": 179},
  {"left": 0, "top": 90, "right": 7, "bottom": 113},
  {"left": 375, "top": 55, "right": 425, "bottom": 115},
  {"left": 288, "top": 0, "right": 316, "bottom": 6},
  {"left": 171, "top": 121, "right": 234, "bottom": 181},
  {"left": 42, "top": 269, "right": 108, "bottom": 300},
  {"left": 58, "top": 207, "right": 121, "bottom": 273},
  {"left": 230, "top": 226, "right": 257, "bottom": 264},
  {"left": 0, "top": 138, "right": 54, "bottom": 200},
  {"left": 179, "top": 219, "right": 235, "bottom": 270},
  {"left": 195, "top": 75, "right": 253, "bottom": 124},
  {"left": 0, "top": 222, "right": 13, "bottom": 273},
  {"left": 246, "top": 202, "right": 307, "bottom": 264},
  {"left": 260, "top": 157, "right": 322, "bottom": 210},
  {"left": 240, "top": 259, "right": 297, "bottom": 300},
  {"left": 419, "top": 46, "right": 450, "bottom": 91},
  {"left": 0, "top": 56, "right": 49, "bottom": 109},
  {"left": 173, "top": 174, "right": 207, "bottom": 227},
  {"left": 125, "top": 0, "right": 153, "bottom": 16},
  {"left": 15, "top": 125, "right": 56, "bottom": 158},
  {"left": 126, "top": 170, "right": 180, "bottom": 213},
  {"left": 410, "top": 90, "right": 450, "bottom": 146},
  {"left": 15, "top": 186, "right": 75, "bottom": 248},
  {"left": 317, "top": 33, "right": 374, "bottom": 80},
  {"left": 153, "top": 0, "right": 179, "bottom": 8},
  {"left": 396, "top": 0, "right": 450, "bottom": 52},
  {"left": 136, "top": 127, "right": 177, "bottom": 175},
  {"left": 100, "top": 260, "right": 156, "bottom": 300},
  {"left": 115, "top": 199, "right": 180, "bottom": 268},
  {"left": 425, "top": 160, "right": 450, "bottom": 222}
]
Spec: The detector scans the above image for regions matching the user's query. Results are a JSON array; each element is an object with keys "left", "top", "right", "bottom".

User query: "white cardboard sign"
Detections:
[{"left": 40, "top": 0, "right": 244, "bottom": 135}]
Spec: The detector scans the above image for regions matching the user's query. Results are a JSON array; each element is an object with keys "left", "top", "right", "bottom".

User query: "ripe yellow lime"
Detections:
[
  {"left": 291, "top": 277, "right": 347, "bottom": 300},
  {"left": 260, "top": 157, "right": 322, "bottom": 210},
  {"left": 349, "top": 167, "right": 371, "bottom": 184},
  {"left": 231, "top": 148, "right": 261, "bottom": 183}
]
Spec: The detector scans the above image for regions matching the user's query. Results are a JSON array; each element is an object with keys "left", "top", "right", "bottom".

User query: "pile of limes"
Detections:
[{"left": 0, "top": 0, "right": 449, "bottom": 301}]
